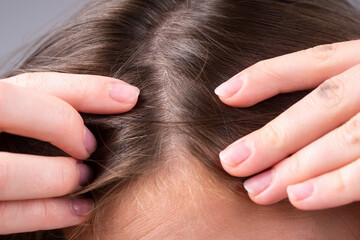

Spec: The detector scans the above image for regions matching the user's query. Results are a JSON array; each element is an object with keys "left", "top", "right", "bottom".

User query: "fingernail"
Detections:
[
  {"left": 220, "top": 141, "right": 251, "bottom": 167},
  {"left": 77, "top": 163, "right": 93, "bottom": 187},
  {"left": 110, "top": 82, "right": 140, "bottom": 104},
  {"left": 84, "top": 127, "right": 97, "bottom": 155},
  {"left": 287, "top": 181, "right": 314, "bottom": 201},
  {"left": 70, "top": 198, "right": 94, "bottom": 216},
  {"left": 244, "top": 170, "right": 272, "bottom": 195},
  {"left": 215, "top": 73, "right": 243, "bottom": 99}
]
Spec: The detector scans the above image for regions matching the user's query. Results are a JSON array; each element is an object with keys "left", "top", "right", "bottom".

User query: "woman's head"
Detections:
[{"left": 2, "top": 0, "right": 360, "bottom": 239}]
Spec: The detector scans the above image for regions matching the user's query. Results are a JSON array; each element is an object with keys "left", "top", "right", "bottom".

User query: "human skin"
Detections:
[
  {"left": 66, "top": 157, "right": 360, "bottom": 240},
  {"left": 215, "top": 40, "right": 360, "bottom": 210},
  {"left": 0, "top": 72, "right": 139, "bottom": 234}
]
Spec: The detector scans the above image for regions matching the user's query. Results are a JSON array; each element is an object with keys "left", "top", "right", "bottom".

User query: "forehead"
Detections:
[{"left": 74, "top": 159, "right": 360, "bottom": 240}]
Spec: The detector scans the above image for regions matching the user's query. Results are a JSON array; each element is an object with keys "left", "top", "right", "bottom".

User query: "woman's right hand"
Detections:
[{"left": 0, "top": 72, "right": 139, "bottom": 235}]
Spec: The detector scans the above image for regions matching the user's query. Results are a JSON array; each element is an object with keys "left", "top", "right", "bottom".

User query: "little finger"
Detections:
[
  {"left": 0, "top": 198, "right": 94, "bottom": 235},
  {"left": 287, "top": 159, "right": 360, "bottom": 210}
]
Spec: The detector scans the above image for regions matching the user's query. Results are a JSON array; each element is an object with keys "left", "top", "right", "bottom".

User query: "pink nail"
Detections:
[
  {"left": 84, "top": 127, "right": 97, "bottom": 155},
  {"left": 110, "top": 82, "right": 140, "bottom": 104},
  {"left": 77, "top": 163, "right": 93, "bottom": 187},
  {"left": 215, "top": 73, "right": 243, "bottom": 99},
  {"left": 220, "top": 141, "right": 251, "bottom": 167},
  {"left": 288, "top": 182, "right": 314, "bottom": 201},
  {"left": 244, "top": 170, "right": 272, "bottom": 195},
  {"left": 70, "top": 198, "right": 94, "bottom": 216}
]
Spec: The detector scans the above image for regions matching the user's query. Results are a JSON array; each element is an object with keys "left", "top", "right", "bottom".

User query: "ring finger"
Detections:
[{"left": 0, "top": 152, "right": 92, "bottom": 201}]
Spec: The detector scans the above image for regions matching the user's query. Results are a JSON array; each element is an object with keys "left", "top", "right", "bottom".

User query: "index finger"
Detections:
[
  {"left": 215, "top": 40, "right": 360, "bottom": 107},
  {"left": 3, "top": 72, "right": 140, "bottom": 114}
]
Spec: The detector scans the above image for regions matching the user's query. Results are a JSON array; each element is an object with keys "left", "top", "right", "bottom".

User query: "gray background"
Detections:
[
  {"left": 0, "top": 0, "right": 359, "bottom": 74},
  {"left": 0, "top": 0, "right": 91, "bottom": 74}
]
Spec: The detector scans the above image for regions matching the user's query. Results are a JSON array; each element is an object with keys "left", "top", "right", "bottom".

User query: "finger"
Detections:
[
  {"left": 215, "top": 40, "right": 360, "bottom": 107},
  {"left": 0, "top": 82, "right": 97, "bottom": 159},
  {"left": 242, "top": 112, "right": 360, "bottom": 205},
  {"left": 287, "top": 158, "right": 360, "bottom": 210},
  {"left": 220, "top": 64, "right": 360, "bottom": 177},
  {"left": 3, "top": 72, "right": 139, "bottom": 114},
  {"left": 0, "top": 152, "right": 92, "bottom": 201},
  {"left": 0, "top": 198, "right": 94, "bottom": 234}
]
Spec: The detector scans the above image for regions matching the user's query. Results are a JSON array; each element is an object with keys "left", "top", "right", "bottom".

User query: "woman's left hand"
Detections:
[{"left": 215, "top": 40, "right": 360, "bottom": 210}]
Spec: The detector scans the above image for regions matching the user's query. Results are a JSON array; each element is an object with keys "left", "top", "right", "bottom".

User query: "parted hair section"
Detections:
[{"left": 1, "top": 0, "right": 360, "bottom": 239}]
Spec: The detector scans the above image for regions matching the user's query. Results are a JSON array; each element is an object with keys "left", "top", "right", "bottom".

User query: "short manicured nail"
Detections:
[
  {"left": 244, "top": 170, "right": 272, "bottom": 195},
  {"left": 287, "top": 181, "right": 314, "bottom": 201},
  {"left": 220, "top": 141, "right": 251, "bottom": 167},
  {"left": 70, "top": 198, "right": 94, "bottom": 216},
  {"left": 84, "top": 127, "right": 97, "bottom": 155},
  {"left": 77, "top": 163, "right": 93, "bottom": 187},
  {"left": 215, "top": 73, "right": 243, "bottom": 99},
  {"left": 110, "top": 82, "right": 140, "bottom": 104}
]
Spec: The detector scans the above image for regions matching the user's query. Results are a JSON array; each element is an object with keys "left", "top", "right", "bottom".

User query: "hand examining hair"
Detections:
[
  {"left": 0, "top": 72, "right": 139, "bottom": 234},
  {"left": 216, "top": 39, "right": 360, "bottom": 210}
]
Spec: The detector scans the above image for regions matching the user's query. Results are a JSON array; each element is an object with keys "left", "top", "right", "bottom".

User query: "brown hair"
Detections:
[{"left": 1, "top": 0, "right": 360, "bottom": 239}]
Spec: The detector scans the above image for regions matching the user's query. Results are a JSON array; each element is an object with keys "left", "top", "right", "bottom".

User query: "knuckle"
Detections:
[
  {"left": 29, "top": 199, "right": 52, "bottom": 221},
  {"left": 0, "top": 82, "right": 9, "bottom": 112},
  {"left": 52, "top": 104, "right": 82, "bottom": 141},
  {"left": 0, "top": 201, "right": 9, "bottom": 221},
  {"left": 342, "top": 113, "right": 360, "bottom": 146},
  {"left": 305, "top": 43, "right": 337, "bottom": 62},
  {"left": 333, "top": 169, "right": 347, "bottom": 194},
  {"left": 312, "top": 78, "right": 344, "bottom": 108},
  {"left": 263, "top": 122, "right": 287, "bottom": 148},
  {"left": 255, "top": 60, "right": 284, "bottom": 83},
  {"left": 39, "top": 199, "right": 52, "bottom": 221},
  {"left": 275, "top": 154, "right": 303, "bottom": 182},
  {"left": 0, "top": 158, "right": 9, "bottom": 193},
  {"left": 51, "top": 159, "right": 77, "bottom": 195},
  {"left": 286, "top": 154, "right": 303, "bottom": 175},
  {"left": 18, "top": 72, "right": 35, "bottom": 85},
  {"left": 0, "top": 201, "right": 16, "bottom": 231}
]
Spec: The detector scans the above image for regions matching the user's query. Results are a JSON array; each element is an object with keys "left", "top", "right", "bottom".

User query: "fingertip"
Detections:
[
  {"left": 215, "top": 73, "right": 260, "bottom": 108},
  {"left": 109, "top": 82, "right": 140, "bottom": 105},
  {"left": 287, "top": 182, "right": 314, "bottom": 202},
  {"left": 215, "top": 72, "right": 243, "bottom": 99},
  {"left": 83, "top": 127, "right": 97, "bottom": 156},
  {"left": 70, "top": 198, "right": 94, "bottom": 217},
  {"left": 77, "top": 163, "right": 94, "bottom": 187},
  {"left": 287, "top": 184, "right": 314, "bottom": 211}
]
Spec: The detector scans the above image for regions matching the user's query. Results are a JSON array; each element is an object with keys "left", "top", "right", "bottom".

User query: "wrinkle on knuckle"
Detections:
[
  {"left": 313, "top": 78, "right": 343, "bottom": 108},
  {"left": 333, "top": 169, "right": 346, "bottom": 194},
  {"left": 51, "top": 104, "right": 81, "bottom": 144},
  {"left": 0, "top": 159, "right": 9, "bottom": 193},
  {"left": 342, "top": 113, "right": 360, "bottom": 146},
  {"left": 0, "top": 201, "right": 9, "bottom": 222},
  {"left": 19, "top": 72, "right": 35, "bottom": 86},
  {"left": 36, "top": 199, "right": 51, "bottom": 223},
  {"left": 264, "top": 122, "right": 286, "bottom": 148},
  {"left": 306, "top": 43, "right": 337, "bottom": 62},
  {"left": 256, "top": 60, "right": 285, "bottom": 83},
  {"left": 0, "top": 201, "right": 17, "bottom": 231},
  {"left": 53, "top": 160, "right": 75, "bottom": 195},
  {"left": 286, "top": 154, "right": 303, "bottom": 176},
  {"left": 0, "top": 82, "right": 8, "bottom": 116}
]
